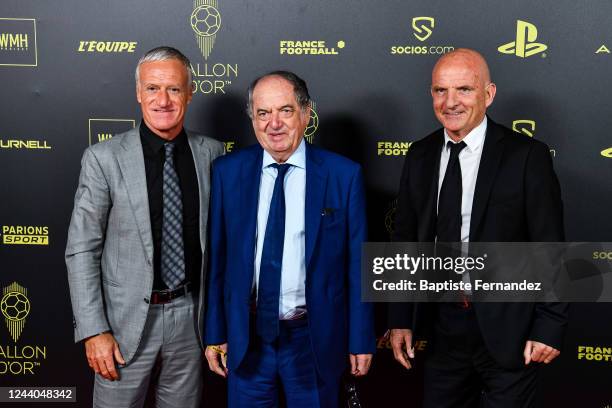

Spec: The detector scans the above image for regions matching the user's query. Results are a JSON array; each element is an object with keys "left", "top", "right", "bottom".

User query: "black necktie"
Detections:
[
  {"left": 256, "top": 163, "right": 291, "bottom": 342},
  {"left": 437, "top": 141, "right": 467, "bottom": 242}
]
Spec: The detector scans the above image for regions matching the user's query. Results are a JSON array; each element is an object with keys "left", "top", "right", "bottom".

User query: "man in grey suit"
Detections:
[{"left": 66, "top": 46, "right": 224, "bottom": 407}]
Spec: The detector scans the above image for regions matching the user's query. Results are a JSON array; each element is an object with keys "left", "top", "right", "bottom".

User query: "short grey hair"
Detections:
[
  {"left": 246, "top": 71, "right": 311, "bottom": 119},
  {"left": 135, "top": 46, "right": 193, "bottom": 86}
]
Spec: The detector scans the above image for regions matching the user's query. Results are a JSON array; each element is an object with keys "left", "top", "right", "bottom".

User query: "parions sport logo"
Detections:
[
  {"left": 1, "top": 226, "right": 49, "bottom": 245},
  {"left": 390, "top": 16, "right": 454, "bottom": 56},
  {"left": 1, "top": 282, "right": 48, "bottom": 376},
  {"left": 498, "top": 20, "right": 547, "bottom": 58},
  {"left": 0, "top": 18, "right": 37, "bottom": 67},
  {"left": 189, "top": 0, "right": 239, "bottom": 95}
]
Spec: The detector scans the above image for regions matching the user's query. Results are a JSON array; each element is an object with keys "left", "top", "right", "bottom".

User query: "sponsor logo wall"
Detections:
[
  {"left": 1, "top": 282, "right": 48, "bottom": 376},
  {"left": 2, "top": 1, "right": 611, "bottom": 407},
  {"left": 189, "top": 0, "right": 239, "bottom": 95},
  {"left": 390, "top": 16, "right": 454, "bottom": 56},
  {"left": 0, "top": 18, "right": 37, "bottom": 66},
  {"left": 88, "top": 119, "right": 136, "bottom": 145},
  {"left": 498, "top": 20, "right": 547, "bottom": 58}
]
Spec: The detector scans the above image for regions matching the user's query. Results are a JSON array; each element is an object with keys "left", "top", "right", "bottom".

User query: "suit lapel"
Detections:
[
  {"left": 116, "top": 128, "right": 154, "bottom": 262},
  {"left": 418, "top": 132, "right": 444, "bottom": 241},
  {"left": 305, "top": 143, "right": 328, "bottom": 268},
  {"left": 469, "top": 119, "right": 505, "bottom": 240},
  {"left": 241, "top": 146, "right": 263, "bottom": 273},
  {"left": 413, "top": 133, "right": 444, "bottom": 328},
  {"left": 187, "top": 132, "right": 210, "bottom": 252}
]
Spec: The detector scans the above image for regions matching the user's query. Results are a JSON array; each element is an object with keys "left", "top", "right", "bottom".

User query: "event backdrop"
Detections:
[{"left": 1, "top": 0, "right": 611, "bottom": 406}]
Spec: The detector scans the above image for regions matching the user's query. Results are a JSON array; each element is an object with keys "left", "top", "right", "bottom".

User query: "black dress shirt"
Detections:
[{"left": 140, "top": 122, "right": 201, "bottom": 291}]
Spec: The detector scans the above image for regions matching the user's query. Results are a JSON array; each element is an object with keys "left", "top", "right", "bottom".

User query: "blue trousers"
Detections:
[{"left": 228, "top": 319, "right": 340, "bottom": 408}]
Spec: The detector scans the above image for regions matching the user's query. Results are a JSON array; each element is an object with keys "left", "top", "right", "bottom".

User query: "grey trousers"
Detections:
[{"left": 93, "top": 293, "right": 204, "bottom": 408}]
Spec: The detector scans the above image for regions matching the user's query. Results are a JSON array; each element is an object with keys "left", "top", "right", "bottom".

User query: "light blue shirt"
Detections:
[{"left": 254, "top": 139, "right": 306, "bottom": 319}]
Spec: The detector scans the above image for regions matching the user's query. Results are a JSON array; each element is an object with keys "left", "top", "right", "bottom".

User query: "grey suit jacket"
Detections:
[{"left": 66, "top": 126, "right": 224, "bottom": 363}]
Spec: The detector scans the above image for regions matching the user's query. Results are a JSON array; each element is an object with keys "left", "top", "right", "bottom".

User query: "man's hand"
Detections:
[
  {"left": 84, "top": 332, "right": 125, "bottom": 381},
  {"left": 390, "top": 329, "right": 414, "bottom": 369},
  {"left": 349, "top": 354, "right": 373, "bottom": 376},
  {"left": 524, "top": 340, "right": 560, "bottom": 365},
  {"left": 205, "top": 343, "right": 228, "bottom": 378}
]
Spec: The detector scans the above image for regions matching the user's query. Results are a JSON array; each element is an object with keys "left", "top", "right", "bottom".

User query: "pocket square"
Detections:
[{"left": 321, "top": 207, "right": 336, "bottom": 216}]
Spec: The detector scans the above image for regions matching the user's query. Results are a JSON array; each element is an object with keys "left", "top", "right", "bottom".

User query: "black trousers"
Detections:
[{"left": 423, "top": 304, "right": 540, "bottom": 408}]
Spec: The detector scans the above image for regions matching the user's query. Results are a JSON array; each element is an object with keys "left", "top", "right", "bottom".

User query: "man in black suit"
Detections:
[{"left": 388, "top": 48, "right": 567, "bottom": 407}]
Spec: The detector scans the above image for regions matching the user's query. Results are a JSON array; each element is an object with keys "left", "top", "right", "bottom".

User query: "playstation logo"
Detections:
[{"left": 498, "top": 20, "right": 547, "bottom": 58}]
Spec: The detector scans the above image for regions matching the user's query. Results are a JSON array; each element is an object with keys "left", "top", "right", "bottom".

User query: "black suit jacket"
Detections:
[{"left": 388, "top": 118, "right": 568, "bottom": 369}]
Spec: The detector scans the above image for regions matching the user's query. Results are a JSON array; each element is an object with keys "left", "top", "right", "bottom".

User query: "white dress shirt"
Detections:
[
  {"left": 437, "top": 117, "right": 487, "bottom": 291},
  {"left": 437, "top": 116, "right": 487, "bottom": 242},
  {"left": 254, "top": 139, "right": 307, "bottom": 319}
]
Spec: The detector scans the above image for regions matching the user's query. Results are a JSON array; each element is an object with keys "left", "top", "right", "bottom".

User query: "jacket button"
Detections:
[{"left": 144, "top": 298, "right": 150, "bottom": 304}]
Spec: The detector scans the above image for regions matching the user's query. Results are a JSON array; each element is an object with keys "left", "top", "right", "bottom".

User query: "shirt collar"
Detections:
[
  {"left": 139, "top": 120, "right": 188, "bottom": 154},
  {"left": 262, "top": 138, "right": 306, "bottom": 170},
  {"left": 443, "top": 116, "right": 487, "bottom": 153}
]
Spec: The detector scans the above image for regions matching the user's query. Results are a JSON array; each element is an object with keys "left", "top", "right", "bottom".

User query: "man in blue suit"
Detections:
[{"left": 204, "top": 71, "right": 375, "bottom": 407}]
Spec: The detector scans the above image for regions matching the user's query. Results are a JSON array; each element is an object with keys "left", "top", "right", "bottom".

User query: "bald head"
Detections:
[
  {"left": 430, "top": 48, "right": 496, "bottom": 141},
  {"left": 433, "top": 48, "right": 491, "bottom": 84}
]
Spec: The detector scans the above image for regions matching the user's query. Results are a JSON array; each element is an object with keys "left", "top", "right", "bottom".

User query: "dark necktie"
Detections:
[
  {"left": 161, "top": 142, "right": 185, "bottom": 289},
  {"left": 437, "top": 141, "right": 467, "bottom": 242},
  {"left": 256, "top": 163, "right": 291, "bottom": 342}
]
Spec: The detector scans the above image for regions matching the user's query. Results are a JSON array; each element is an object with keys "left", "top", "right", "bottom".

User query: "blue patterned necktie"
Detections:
[
  {"left": 161, "top": 142, "right": 185, "bottom": 289},
  {"left": 256, "top": 163, "right": 291, "bottom": 342}
]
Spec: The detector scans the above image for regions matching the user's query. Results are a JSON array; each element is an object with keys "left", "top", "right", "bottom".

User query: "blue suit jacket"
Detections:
[{"left": 205, "top": 142, "right": 375, "bottom": 382}]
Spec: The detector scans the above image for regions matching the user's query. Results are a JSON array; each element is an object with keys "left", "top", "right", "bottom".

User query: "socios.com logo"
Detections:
[
  {"left": 412, "top": 17, "right": 434, "bottom": 42},
  {"left": 1, "top": 282, "right": 30, "bottom": 342},
  {"left": 498, "top": 20, "right": 547, "bottom": 58},
  {"left": 190, "top": 0, "right": 221, "bottom": 60},
  {"left": 512, "top": 120, "right": 536, "bottom": 137},
  {"left": 601, "top": 147, "right": 612, "bottom": 158},
  {"left": 390, "top": 16, "right": 453, "bottom": 56}
]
